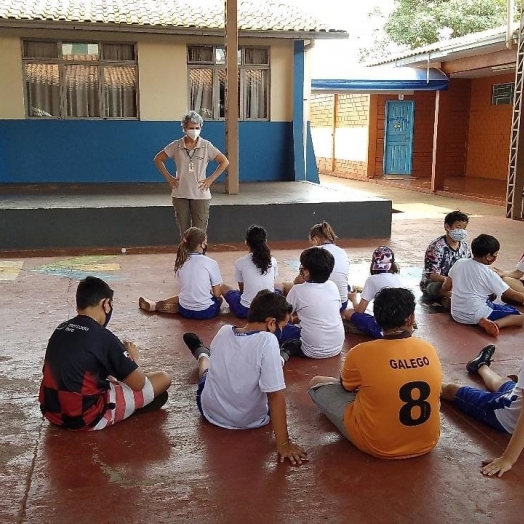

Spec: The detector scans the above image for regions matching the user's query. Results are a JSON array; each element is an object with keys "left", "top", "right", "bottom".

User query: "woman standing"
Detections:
[{"left": 154, "top": 111, "right": 229, "bottom": 238}]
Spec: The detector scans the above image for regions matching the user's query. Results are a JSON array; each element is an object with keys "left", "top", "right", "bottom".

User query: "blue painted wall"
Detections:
[{"left": 0, "top": 120, "right": 300, "bottom": 183}]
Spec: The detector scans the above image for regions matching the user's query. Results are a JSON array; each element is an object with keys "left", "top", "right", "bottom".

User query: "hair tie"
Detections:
[{"left": 182, "top": 238, "right": 187, "bottom": 243}]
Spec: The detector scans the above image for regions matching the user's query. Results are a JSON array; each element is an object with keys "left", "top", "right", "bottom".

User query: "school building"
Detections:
[
  {"left": 310, "top": 25, "right": 524, "bottom": 216},
  {"left": 0, "top": 0, "right": 346, "bottom": 185}
]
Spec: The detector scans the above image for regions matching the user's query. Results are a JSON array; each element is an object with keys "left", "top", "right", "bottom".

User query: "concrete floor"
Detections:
[{"left": 2, "top": 177, "right": 524, "bottom": 523}]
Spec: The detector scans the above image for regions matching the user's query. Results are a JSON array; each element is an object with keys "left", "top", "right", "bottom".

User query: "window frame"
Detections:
[
  {"left": 187, "top": 44, "right": 270, "bottom": 121},
  {"left": 491, "top": 82, "right": 515, "bottom": 106},
  {"left": 21, "top": 39, "right": 139, "bottom": 120}
]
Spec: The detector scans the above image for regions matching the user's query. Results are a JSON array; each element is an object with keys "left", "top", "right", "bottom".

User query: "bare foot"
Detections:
[
  {"left": 139, "top": 297, "right": 156, "bottom": 312},
  {"left": 478, "top": 318, "right": 499, "bottom": 337}
]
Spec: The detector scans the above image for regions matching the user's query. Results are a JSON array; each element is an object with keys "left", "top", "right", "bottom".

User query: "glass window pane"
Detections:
[
  {"left": 244, "top": 48, "right": 269, "bottom": 65},
  {"left": 188, "top": 46, "right": 213, "bottom": 63},
  {"left": 101, "top": 44, "right": 135, "bottom": 61},
  {"left": 243, "top": 69, "right": 268, "bottom": 119},
  {"left": 62, "top": 43, "right": 99, "bottom": 61},
  {"left": 104, "top": 66, "right": 137, "bottom": 118},
  {"left": 23, "top": 41, "right": 58, "bottom": 59},
  {"left": 64, "top": 65, "right": 100, "bottom": 117},
  {"left": 189, "top": 68, "right": 214, "bottom": 119},
  {"left": 220, "top": 69, "right": 241, "bottom": 119},
  {"left": 24, "top": 63, "right": 60, "bottom": 117},
  {"left": 216, "top": 47, "right": 225, "bottom": 64}
]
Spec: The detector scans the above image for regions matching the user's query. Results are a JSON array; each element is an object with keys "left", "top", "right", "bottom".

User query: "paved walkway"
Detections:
[{"left": 1, "top": 178, "right": 524, "bottom": 523}]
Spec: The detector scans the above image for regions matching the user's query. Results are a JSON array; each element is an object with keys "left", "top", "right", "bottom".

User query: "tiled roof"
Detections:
[{"left": 0, "top": 0, "right": 345, "bottom": 35}]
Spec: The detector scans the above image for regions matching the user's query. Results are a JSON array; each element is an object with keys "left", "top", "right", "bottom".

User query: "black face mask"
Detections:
[{"left": 103, "top": 301, "right": 113, "bottom": 328}]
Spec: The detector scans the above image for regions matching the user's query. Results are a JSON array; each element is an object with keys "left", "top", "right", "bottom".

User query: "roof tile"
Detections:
[{"left": 0, "top": 0, "right": 344, "bottom": 33}]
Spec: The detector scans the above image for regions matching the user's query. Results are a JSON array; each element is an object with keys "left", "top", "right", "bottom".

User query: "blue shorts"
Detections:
[
  {"left": 350, "top": 312, "right": 383, "bottom": 339},
  {"left": 454, "top": 381, "right": 515, "bottom": 433},
  {"left": 340, "top": 300, "right": 348, "bottom": 312},
  {"left": 196, "top": 370, "right": 208, "bottom": 417},
  {"left": 179, "top": 297, "right": 222, "bottom": 320},
  {"left": 280, "top": 322, "right": 301, "bottom": 344},
  {"left": 224, "top": 290, "right": 250, "bottom": 319},
  {"left": 486, "top": 301, "right": 521, "bottom": 321}
]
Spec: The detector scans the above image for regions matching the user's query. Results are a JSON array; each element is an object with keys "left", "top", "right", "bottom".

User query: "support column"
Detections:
[
  {"left": 431, "top": 89, "right": 449, "bottom": 192},
  {"left": 224, "top": 0, "right": 239, "bottom": 194},
  {"left": 292, "top": 40, "right": 305, "bottom": 181},
  {"left": 331, "top": 94, "right": 338, "bottom": 172}
]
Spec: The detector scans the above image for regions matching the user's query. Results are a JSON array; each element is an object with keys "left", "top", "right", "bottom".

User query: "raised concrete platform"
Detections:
[{"left": 0, "top": 181, "right": 391, "bottom": 251}]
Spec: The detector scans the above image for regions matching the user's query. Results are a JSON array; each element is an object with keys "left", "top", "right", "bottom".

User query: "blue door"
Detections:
[{"left": 384, "top": 100, "right": 414, "bottom": 175}]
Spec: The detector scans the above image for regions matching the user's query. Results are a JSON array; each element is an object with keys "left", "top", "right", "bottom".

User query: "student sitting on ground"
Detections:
[
  {"left": 221, "top": 224, "right": 279, "bottom": 319},
  {"left": 308, "top": 287, "right": 442, "bottom": 459},
  {"left": 494, "top": 251, "right": 524, "bottom": 303},
  {"left": 279, "top": 247, "right": 345, "bottom": 362},
  {"left": 445, "top": 234, "right": 524, "bottom": 337},
  {"left": 280, "top": 221, "right": 351, "bottom": 311},
  {"left": 182, "top": 290, "right": 308, "bottom": 465},
  {"left": 139, "top": 227, "right": 223, "bottom": 319},
  {"left": 420, "top": 210, "right": 471, "bottom": 309},
  {"left": 344, "top": 246, "right": 404, "bottom": 339},
  {"left": 39, "top": 276, "right": 172, "bottom": 430},
  {"left": 441, "top": 344, "right": 524, "bottom": 478}
]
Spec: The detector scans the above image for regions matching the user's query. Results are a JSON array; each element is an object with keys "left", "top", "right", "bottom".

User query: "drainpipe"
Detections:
[{"left": 507, "top": 0, "right": 515, "bottom": 49}]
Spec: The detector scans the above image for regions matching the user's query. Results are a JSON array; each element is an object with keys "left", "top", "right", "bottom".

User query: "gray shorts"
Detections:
[
  {"left": 308, "top": 382, "right": 356, "bottom": 440},
  {"left": 423, "top": 281, "right": 443, "bottom": 300}
]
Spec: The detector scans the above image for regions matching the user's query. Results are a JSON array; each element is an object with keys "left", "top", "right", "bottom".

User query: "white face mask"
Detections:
[
  {"left": 186, "top": 129, "right": 201, "bottom": 140},
  {"left": 449, "top": 228, "right": 467, "bottom": 242}
]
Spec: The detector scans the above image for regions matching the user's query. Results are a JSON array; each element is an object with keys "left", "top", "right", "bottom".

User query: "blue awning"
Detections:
[{"left": 311, "top": 67, "right": 449, "bottom": 93}]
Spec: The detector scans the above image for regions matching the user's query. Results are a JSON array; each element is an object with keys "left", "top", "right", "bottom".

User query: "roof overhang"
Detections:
[
  {"left": 0, "top": 19, "right": 348, "bottom": 39},
  {"left": 311, "top": 67, "right": 449, "bottom": 93}
]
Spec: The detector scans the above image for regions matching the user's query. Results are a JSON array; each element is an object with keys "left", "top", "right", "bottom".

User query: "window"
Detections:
[
  {"left": 23, "top": 41, "right": 138, "bottom": 119},
  {"left": 492, "top": 82, "right": 514, "bottom": 106},
  {"left": 188, "top": 45, "right": 269, "bottom": 120}
]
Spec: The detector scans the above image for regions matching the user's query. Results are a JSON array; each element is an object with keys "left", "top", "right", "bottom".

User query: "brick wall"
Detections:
[
  {"left": 466, "top": 73, "right": 513, "bottom": 180},
  {"left": 445, "top": 79, "right": 470, "bottom": 177},
  {"left": 311, "top": 93, "right": 370, "bottom": 179}
]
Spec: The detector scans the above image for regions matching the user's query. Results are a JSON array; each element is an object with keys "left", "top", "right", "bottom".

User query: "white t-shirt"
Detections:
[
  {"left": 361, "top": 273, "right": 405, "bottom": 303},
  {"left": 495, "top": 360, "right": 524, "bottom": 433},
  {"left": 320, "top": 243, "right": 350, "bottom": 303},
  {"left": 164, "top": 137, "right": 221, "bottom": 200},
  {"left": 235, "top": 254, "right": 279, "bottom": 308},
  {"left": 286, "top": 280, "right": 344, "bottom": 358},
  {"left": 449, "top": 258, "right": 509, "bottom": 324},
  {"left": 177, "top": 253, "right": 223, "bottom": 310},
  {"left": 201, "top": 326, "right": 286, "bottom": 429},
  {"left": 516, "top": 253, "right": 524, "bottom": 273}
]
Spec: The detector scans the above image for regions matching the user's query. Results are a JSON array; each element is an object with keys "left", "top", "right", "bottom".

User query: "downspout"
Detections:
[
  {"left": 303, "top": 39, "right": 315, "bottom": 179},
  {"left": 507, "top": 0, "right": 515, "bottom": 49}
]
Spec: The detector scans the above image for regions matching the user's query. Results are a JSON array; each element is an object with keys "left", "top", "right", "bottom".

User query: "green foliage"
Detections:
[{"left": 384, "top": 0, "right": 510, "bottom": 49}]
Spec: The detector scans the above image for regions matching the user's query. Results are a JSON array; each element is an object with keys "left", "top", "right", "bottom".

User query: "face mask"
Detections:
[
  {"left": 449, "top": 228, "right": 467, "bottom": 242},
  {"left": 186, "top": 129, "right": 201, "bottom": 140},
  {"left": 103, "top": 301, "right": 113, "bottom": 328}
]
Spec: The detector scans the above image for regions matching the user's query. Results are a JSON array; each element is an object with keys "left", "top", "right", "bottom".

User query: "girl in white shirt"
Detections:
[
  {"left": 309, "top": 221, "right": 351, "bottom": 310},
  {"left": 344, "top": 246, "right": 404, "bottom": 338},
  {"left": 221, "top": 225, "right": 279, "bottom": 318},
  {"left": 138, "top": 227, "right": 223, "bottom": 319}
]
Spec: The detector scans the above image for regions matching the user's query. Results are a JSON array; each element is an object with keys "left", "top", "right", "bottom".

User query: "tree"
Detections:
[{"left": 384, "top": 0, "right": 510, "bottom": 49}]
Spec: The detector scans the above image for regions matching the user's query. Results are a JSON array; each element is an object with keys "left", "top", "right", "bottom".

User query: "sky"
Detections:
[{"left": 284, "top": 0, "right": 396, "bottom": 77}]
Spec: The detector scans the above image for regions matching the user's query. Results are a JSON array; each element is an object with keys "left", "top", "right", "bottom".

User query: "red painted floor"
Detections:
[{"left": 2, "top": 182, "right": 524, "bottom": 523}]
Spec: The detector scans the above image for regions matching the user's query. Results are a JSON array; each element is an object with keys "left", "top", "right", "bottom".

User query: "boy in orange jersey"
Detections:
[{"left": 308, "top": 287, "right": 442, "bottom": 459}]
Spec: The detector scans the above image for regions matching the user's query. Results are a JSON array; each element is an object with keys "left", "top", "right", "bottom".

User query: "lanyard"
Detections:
[{"left": 184, "top": 148, "right": 197, "bottom": 161}]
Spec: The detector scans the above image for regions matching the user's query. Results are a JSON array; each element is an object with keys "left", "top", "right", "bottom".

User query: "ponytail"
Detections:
[
  {"left": 246, "top": 225, "right": 272, "bottom": 274},
  {"left": 174, "top": 227, "right": 206, "bottom": 273},
  {"left": 309, "top": 221, "right": 337, "bottom": 244}
]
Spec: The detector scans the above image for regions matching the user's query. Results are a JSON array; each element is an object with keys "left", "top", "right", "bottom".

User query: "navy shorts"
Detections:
[
  {"left": 340, "top": 300, "right": 348, "bottom": 312},
  {"left": 224, "top": 290, "right": 250, "bottom": 319},
  {"left": 454, "top": 380, "right": 515, "bottom": 433},
  {"left": 179, "top": 297, "right": 221, "bottom": 320},
  {"left": 486, "top": 301, "right": 521, "bottom": 321}
]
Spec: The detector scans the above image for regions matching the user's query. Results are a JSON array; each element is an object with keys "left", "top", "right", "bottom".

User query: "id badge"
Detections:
[{"left": 188, "top": 162, "right": 195, "bottom": 173}]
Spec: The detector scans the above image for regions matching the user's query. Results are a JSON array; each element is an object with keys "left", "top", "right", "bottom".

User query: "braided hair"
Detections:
[{"left": 174, "top": 227, "right": 206, "bottom": 273}]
